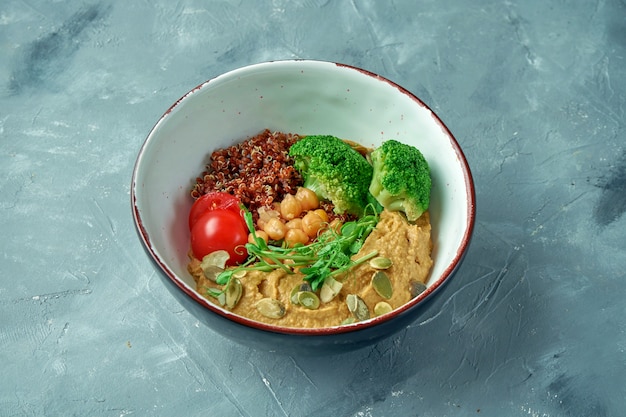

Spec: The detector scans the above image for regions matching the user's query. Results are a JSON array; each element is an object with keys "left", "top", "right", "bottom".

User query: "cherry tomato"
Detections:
[
  {"left": 190, "top": 209, "right": 248, "bottom": 265},
  {"left": 189, "top": 192, "right": 242, "bottom": 230}
]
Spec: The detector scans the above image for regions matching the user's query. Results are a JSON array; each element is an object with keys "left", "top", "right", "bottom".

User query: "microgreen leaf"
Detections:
[
  {"left": 216, "top": 269, "right": 233, "bottom": 285},
  {"left": 216, "top": 203, "right": 380, "bottom": 290}
]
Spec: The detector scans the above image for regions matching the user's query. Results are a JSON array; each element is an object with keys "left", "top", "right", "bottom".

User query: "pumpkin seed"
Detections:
[
  {"left": 410, "top": 280, "right": 427, "bottom": 298},
  {"left": 371, "top": 271, "right": 393, "bottom": 300},
  {"left": 374, "top": 301, "right": 393, "bottom": 316},
  {"left": 290, "top": 282, "right": 313, "bottom": 305},
  {"left": 346, "top": 294, "right": 370, "bottom": 321},
  {"left": 297, "top": 291, "right": 320, "bottom": 310},
  {"left": 319, "top": 276, "right": 343, "bottom": 303},
  {"left": 216, "top": 292, "right": 226, "bottom": 306},
  {"left": 224, "top": 277, "right": 242, "bottom": 309},
  {"left": 369, "top": 256, "right": 393, "bottom": 270},
  {"left": 290, "top": 285, "right": 300, "bottom": 305},
  {"left": 232, "top": 269, "right": 247, "bottom": 279},
  {"left": 200, "top": 250, "right": 231, "bottom": 282},
  {"left": 255, "top": 298, "right": 286, "bottom": 319},
  {"left": 341, "top": 317, "right": 356, "bottom": 325}
]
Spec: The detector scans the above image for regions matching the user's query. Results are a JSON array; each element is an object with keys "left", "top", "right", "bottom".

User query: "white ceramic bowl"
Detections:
[{"left": 132, "top": 60, "right": 475, "bottom": 354}]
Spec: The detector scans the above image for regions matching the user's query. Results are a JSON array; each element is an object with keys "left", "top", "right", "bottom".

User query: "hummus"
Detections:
[{"left": 188, "top": 210, "right": 433, "bottom": 328}]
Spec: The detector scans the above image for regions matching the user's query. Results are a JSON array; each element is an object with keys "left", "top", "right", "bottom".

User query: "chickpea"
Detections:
[
  {"left": 286, "top": 218, "right": 303, "bottom": 230},
  {"left": 248, "top": 230, "right": 269, "bottom": 245},
  {"left": 280, "top": 194, "right": 302, "bottom": 220},
  {"left": 313, "top": 208, "right": 329, "bottom": 223},
  {"left": 285, "top": 228, "right": 309, "bottom": 247},
  {"left": 257, "top": 206, "right": 279, "bottom": 230},
  {"left": 295, "top": 187, "right": 319, "bottom": 211},
  {"left": 302, "top": 211, "right": 324, "bottom": 238},
  {"left": 258, "top": 206, "right": 279, "bottom": 222},
  {"left": 264, "top": 217, "right": 287, "bottom": 241},
  {"left": 329, "top": 218, "right": 343, "bottom": 233}
]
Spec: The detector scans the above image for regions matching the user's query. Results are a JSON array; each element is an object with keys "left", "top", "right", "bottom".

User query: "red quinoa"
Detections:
[{"left": 191, "top": 130, "right": 304, "bottom": 218}]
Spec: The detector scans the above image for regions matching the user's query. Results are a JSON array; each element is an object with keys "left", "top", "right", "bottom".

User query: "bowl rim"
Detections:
[{"left": 131, "top": 59, "right": 476, "bottom": 336}]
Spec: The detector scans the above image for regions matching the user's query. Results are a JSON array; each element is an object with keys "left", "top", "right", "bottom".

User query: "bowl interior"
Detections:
[{"left": 132, "top": 60, "right": 474, "bottom": 331}]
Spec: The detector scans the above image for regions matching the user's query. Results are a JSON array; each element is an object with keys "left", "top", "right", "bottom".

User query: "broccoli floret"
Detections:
[
  {"left": 289, "top": 135, "right": 374, "bottom": 216},
  {"left": 369, "top": 139, "right": 431, "bottom": 221}
]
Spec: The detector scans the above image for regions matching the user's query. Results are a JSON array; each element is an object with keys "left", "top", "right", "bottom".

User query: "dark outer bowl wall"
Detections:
[{"left": 149, "top": 242, "right": 471, "bottom": 356}]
